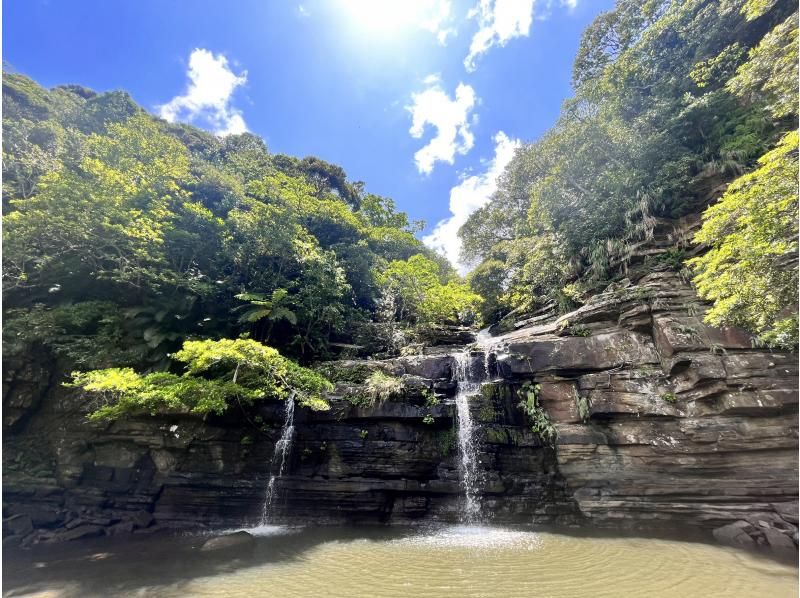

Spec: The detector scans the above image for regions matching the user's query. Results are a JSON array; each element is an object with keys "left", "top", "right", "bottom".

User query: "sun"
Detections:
[{"left": 339, "top": 0, "right": 448, "bottom": 37}]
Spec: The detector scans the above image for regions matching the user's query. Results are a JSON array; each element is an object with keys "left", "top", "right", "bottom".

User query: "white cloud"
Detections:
[
  {"left": 407, "top": 78, "right": 477, "bottom": 175},
  {"left": 423, "top": 131, "right": 520, "bottom": 273},
  {"left": 537, "top": 0, "right": 579, "bottom": 19},
  {"left": 159, "top": 49, "right": 248, "bottom": 136},
  {"left": 464, "top": 0, "right": 535, "bottom": 71},
  {"left": 419, "top": 0, "right": 457, "bottom": 45},
  {"left": 298, "top": 4, "right": 310, "bottom": 17}
]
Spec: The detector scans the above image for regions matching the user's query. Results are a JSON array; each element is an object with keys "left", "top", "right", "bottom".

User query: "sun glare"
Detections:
[{"left": 339, "top": 0, "right": 447, "bottom": 36}]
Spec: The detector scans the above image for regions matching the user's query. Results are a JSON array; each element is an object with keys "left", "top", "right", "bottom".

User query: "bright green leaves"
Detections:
[
  {"left": 517, "top": 382, "right": 557, "bottom": 445},
  {"left": 376, "top": 254, "right": 482, "bottom": 326},
  {"left": 82, "top": 113, "right": 189, "bottom": 198},
  {"left": 689, "top": 131, "right": 798, "bottom": 348},
  {"left": 71, "top": 338, "right": 333, "bottom": 421},
  {"left": 726, "top": 12, "right": 798, "bottom": 119},
  {"left": 4, "top": 113, "right": 191, "bottom": 292},
  {"left": 234, "top": 289, "right": 297, "bottom": 325}
]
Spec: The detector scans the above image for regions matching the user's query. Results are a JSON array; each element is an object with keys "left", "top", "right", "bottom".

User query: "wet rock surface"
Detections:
[
  {"left": 3, "top": 264, "right": 797, "bottom": 554},
  {"left": 200, "top": 531, "right": 255, "bottom": 553}
]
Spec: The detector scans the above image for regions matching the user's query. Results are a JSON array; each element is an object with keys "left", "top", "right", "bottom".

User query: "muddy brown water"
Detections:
[{"left": 3, "top": 525, "right": 797, "bottom": 597}]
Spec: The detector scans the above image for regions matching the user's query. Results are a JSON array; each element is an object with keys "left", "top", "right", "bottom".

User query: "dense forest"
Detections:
[
  {"left": 461, "top": 0, "right": 798, "bottom": 348},
  {"left": 2, "top": 72, "right": 481, "bottom": 415},
  {"left": 2, "top": 0, "right": 797, "bottom": 421}
]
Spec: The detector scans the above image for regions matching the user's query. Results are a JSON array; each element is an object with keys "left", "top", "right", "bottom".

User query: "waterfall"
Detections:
[
  {"left": 453, "top": 350, "right": 485, "bottom": 523},
  {"left": 259, "top": 395, "right": 295, "bottom": 525},
  {"left": 475, "top": 327, "right": 493, "bottom": 379}
]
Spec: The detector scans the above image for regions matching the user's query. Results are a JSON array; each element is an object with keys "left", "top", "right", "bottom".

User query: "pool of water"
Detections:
[{"left": 3, "top": 525, "right": 797, "bottom": 597}]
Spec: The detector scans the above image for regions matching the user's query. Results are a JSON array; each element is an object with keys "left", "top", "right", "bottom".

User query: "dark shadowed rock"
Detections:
[
  {"left": 713, "top": 522, "right": 756, "bottom": 547},
  {"left": 57, "top": 525, "right": 106, "bottom": 542},
  {"left": 763, "top": 528, "right": 796, "bottom": 555},
  {"left": 4, "top": 514, "right": 33, "bottom": 537},
  {"left": 131, "top": 510, "right": 154, "bottom": 529},
  {"left": 108, "top": 521, "right": 135, "bottom": 536}
]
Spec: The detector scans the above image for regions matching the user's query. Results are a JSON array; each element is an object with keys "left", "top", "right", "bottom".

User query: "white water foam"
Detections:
[{"left": 392, "top": 526, "right": 544, "bottom": 551}]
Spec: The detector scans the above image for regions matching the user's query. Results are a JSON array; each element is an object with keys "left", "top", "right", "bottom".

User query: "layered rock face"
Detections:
[
  {"left": 3, "top": 226, "right": 798, "bottom": 550},
  {"left": 491, "top": 269, "right": 798, "bottom": 550},
  {"left": 2, "top": 351, "right": 578, "bottom": 545}
]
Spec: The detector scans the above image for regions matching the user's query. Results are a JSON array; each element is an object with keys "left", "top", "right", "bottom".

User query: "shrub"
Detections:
[
  {"left": 517, "top": 382, "right": 557, "bottom": 445},
  {"left": 423, "top": 388, "right": 440, "bottom": 407},
  {"left": 574, "top": 392, "right": 591, "bottom": 423},
  {"left": 70, "top": 338, "right": 332, "bottom": 420},
  {"left": 656, "top": 248, "right": 687, "bottom": 271},
  {"left": 363, "top": 371, "right": 404, "bottom": 404},
  {"left": 557, "top": 319, "right": 591, "bottom": 337}
]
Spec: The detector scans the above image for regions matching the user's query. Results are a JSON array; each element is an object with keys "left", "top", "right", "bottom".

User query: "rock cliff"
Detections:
[{"left": 3, "top": 222, "right": 798, "bottom": 554}]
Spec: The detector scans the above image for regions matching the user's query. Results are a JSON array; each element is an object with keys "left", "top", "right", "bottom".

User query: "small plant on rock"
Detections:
[
  {"left": 363, "top": 371, "right": 404, "bottom": 405},
  {"left": 423, "top": 388, "right": 440, "bottom": 407},
  {"left": 557, "top": 319, "right": 591, "bottom": 337},
  {"left": 478, "top": 402, "right": 498, "bottom": 422},
  {"left": 656, "top": 248, "right": 687, "bottom": 271},
  {"left": 569, "top": 324, "right": 591, "bottom": 337},
  {"left": 518, "top": 382, "right": 557, "bottom": 445},
  {"left": 661, "top": 392, "right": 678, "bottom": 404},
  {"left": 709, "top": 342, "right": 727, "bottom": 355},
  {"left": 436, "top": 428, "right": 457, "bottom": 455},
  {"left": 574, "top": 391, "right": 591, "bottom": 423}
]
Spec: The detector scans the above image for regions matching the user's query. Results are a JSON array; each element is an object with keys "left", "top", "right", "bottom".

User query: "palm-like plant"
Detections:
[{"left": 234, "top": 289, "right": 297, "bottom": 342}]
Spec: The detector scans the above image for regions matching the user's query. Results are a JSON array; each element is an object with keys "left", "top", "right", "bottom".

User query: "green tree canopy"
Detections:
[{"left": 70, "top": 338, "right": 332, "bottom": 421}]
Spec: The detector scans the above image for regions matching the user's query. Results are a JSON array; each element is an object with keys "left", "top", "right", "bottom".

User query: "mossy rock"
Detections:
[
  {"left": 484, "top": 426, "right": 508, "bottom": 444},
  {"left": 435, "top": 428, "right": 457, "bottom": 456}
]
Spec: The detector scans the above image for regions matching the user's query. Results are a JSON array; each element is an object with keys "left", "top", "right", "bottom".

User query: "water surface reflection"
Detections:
[{"left": 3, "top": 525, "right": 797, "bottom": 597}]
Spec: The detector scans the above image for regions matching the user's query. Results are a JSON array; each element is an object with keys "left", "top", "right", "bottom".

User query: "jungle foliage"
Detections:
[
  {"left": 70, "top": 339, "right": 332, "bottom": 420},
  {"left": 1, "top": 73, "right": 473, "bottom": 418},
  {"left": 459, "top": 0, "right": 798, "bottom": 347}
]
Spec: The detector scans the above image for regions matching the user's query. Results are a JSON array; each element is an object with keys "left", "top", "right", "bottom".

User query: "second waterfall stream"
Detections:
[
  {"left": 259, "top": 395, "right": 296, "bottom": 525},
  {"left": 452, "top": 348, "right": 488, "bottom": 524}
]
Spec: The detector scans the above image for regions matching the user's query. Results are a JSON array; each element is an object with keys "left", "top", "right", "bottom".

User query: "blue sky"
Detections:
[{"left": 4, "top": 0, "right": 613, "bottom": 271}]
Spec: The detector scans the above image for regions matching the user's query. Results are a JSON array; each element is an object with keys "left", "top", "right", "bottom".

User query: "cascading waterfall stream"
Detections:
[
  {"left": 452, "top": 349, "right": 485, "bottom": 524},
  {"left": 259, "top": 395, "right": 296, "bottom": 525}
]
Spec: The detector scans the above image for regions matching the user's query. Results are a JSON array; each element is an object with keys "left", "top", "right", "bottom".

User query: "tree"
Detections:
[
  {"left": 461, "top": 0, "right": 797, "bottom": 325},
  {"left": 726, "top": 10, "right": 798, "bottom": 119},
  {"left": 3, "top": 73, "right": 428, "bottom": 371},
  {"left": 689, "top": 131, "right": 798, "bottom": 348},
  {"left": 4, "top": 113, "right": 192, "bottom": 294},
  {"left": 70, "top": 338, "right": 332, "bottom": 420},
  {"left": 376, "top": 254, "right": 482, "bottom": 326}
]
